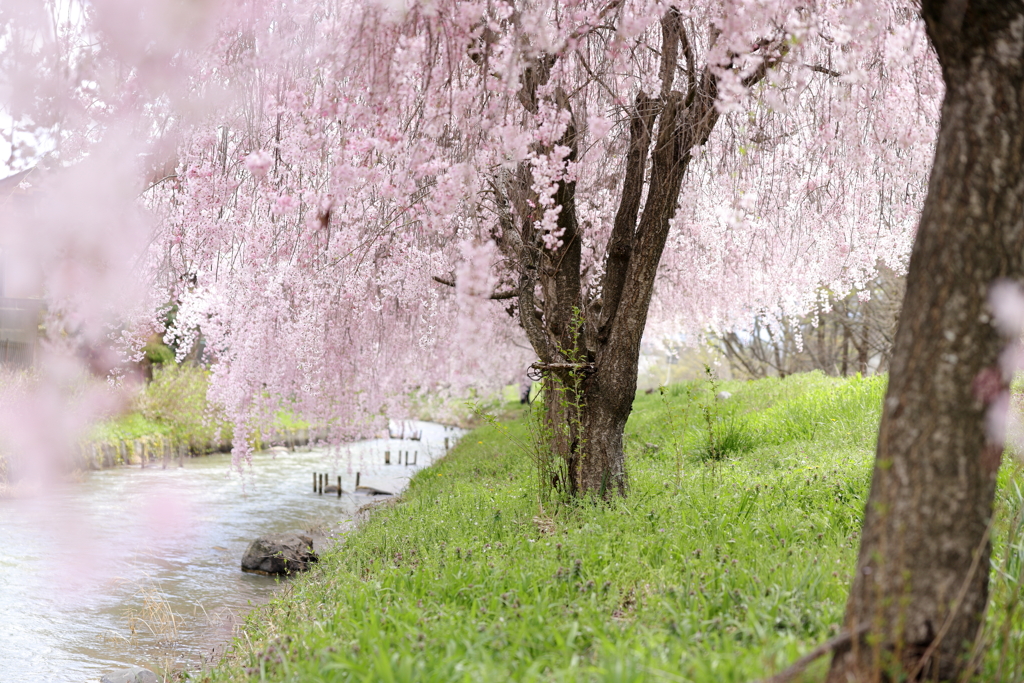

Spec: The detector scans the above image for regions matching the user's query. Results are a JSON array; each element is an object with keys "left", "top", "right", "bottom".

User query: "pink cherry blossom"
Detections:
[
  {"left": 0, "top": 0, "right": 942, "bottom": 467},
  {"left": 245, "top": 150, "right": 274, "bottom": 178}
]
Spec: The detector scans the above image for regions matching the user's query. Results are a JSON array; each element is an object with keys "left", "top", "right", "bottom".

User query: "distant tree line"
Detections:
[{"left": 710, "top": 266, "right": 905, "bottom": 379}]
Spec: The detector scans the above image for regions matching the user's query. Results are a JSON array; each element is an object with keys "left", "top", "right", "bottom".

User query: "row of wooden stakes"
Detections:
[
  {"left": 311, "top": 437, "right": 455, "bottom": 497},
  {"left": 314, "top": 472, "right": 344, "bottom": 497},
  {"left": 384, "top": 449, "right": 419, "bottom": 465},
  {"left": 313, "top": 471, "right": 393, "bottom": 497}
]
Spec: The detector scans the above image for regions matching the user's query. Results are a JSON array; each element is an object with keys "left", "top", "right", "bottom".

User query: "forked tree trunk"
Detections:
[
  {"left": 828, "top": 3, "right": 1024, "bottom": 680},
  {"left": 505, "top": 13, "right": 784, "bottom": 499}
]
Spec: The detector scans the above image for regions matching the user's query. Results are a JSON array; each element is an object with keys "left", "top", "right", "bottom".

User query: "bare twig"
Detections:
[
  {"left": 807, "top": 64, "right": 842, "bottom": 78},
  {"left": 751, "top": 623, "right": 870, "bottom": 683},
  {"left": 141, "top": 173, "right": 178, "bottom": 195},
  {"left": 431, "top": 275, "right": 517, "bottom": 300}
]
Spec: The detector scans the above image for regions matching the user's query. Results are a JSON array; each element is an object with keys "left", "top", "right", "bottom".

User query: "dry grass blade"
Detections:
[{"left": 533, "top": 515, "right": 556, "bottom": 535}]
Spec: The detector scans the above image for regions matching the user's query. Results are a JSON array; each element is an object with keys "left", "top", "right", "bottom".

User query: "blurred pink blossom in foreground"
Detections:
[{"left": 985, "top": 279, "right": 1024, "bottom": 455}]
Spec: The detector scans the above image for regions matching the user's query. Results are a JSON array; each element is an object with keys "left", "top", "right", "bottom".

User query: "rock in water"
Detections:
[
  {"left": 101, "top": 667, "right": 158, "bottom": 683},
  {"left": 241, "top": 532, "right": 318, "bottom": 575}
]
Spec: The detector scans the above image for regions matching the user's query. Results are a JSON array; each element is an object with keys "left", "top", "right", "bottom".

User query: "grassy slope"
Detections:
[{"left": 202, "top": 372, "right": 1024, "bottom": 683}]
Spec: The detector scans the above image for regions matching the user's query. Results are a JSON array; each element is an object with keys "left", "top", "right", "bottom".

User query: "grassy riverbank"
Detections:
[
  {"left": 201, "top": 372, "right": 1024, "bottom": 682},
  {"left": 85, "top": 365, "right": 321, "bottom": 467},
  {"left": 92, "top": 364, "right": 231, "bottom": 451}
]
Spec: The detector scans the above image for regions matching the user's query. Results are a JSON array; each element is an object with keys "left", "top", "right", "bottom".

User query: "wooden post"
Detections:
[
  {"left": 385, "top": 450, "right": 390, "bottom": 465},
  {"left": 444, "top": 437, "right": 449, "bottom": 452},
  {"left": 313, "top": 472, "right": 317, "bottom": 492},
  {"left": 356, "top": 472, "right": 361, "bottom": 488},
  {"left": 337, "top": 475, "right": 342, "bottom": 498},
  {"left": 413, "top": 451, "right": 418, "bottom": 466},
  {"left": 318, "top": 473, "right": 323, "bottom": 495}
]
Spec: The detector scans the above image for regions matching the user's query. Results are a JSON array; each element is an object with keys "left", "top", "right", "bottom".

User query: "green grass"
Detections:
[
  {"left": 198, "top": 371, "right": 1024, "bottom": 683},
  {"left": 91, "top": 411, "right": 173, "bottom": 442},
  {"left": 88, "top": 364, "right": 228, "bottom": 452}
]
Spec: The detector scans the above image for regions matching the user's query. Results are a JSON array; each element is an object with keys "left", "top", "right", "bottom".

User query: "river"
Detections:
[{"left": 0, "top": 420, "right": 460, "bottom": 682}]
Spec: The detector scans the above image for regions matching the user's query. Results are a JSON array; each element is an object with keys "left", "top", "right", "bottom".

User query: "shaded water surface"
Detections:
[{"left": 0, "top": 420, "right": 459, "bottom": 682}]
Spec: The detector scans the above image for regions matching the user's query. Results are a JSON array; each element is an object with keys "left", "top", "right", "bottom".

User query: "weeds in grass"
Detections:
[
  {"left": 695, "top": 365, "right": 756, "bottom": 462},
  {"left": 697, "top": 414, "right": 757, "bottom": 462},
  {"left": 470, "top": 401, "right": 557, "bottom": 512},
  {"left": 657, "top": 381, "right": 696, "bottom": 487}
]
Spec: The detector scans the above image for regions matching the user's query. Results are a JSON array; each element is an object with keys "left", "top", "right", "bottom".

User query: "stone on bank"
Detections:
[{"left": 241, "top": 532, "right": 318, "bottom": 575}]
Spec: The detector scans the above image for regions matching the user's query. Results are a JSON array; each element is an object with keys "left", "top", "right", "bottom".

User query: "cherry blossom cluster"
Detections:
[{"left": 0, "top": 0, "right": 941, "bottom": 465}]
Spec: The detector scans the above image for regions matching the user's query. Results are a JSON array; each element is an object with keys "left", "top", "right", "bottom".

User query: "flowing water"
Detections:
[{"left": 0, "top": 420, "right": 460, "bottom": 682}]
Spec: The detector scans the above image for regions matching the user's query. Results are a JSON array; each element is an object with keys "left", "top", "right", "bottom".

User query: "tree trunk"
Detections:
[
  {"left": 840, "top": 322, "right": 850, "bottom": 377},
  {"left": 828, "top": 3, "right": 1024, "bottom": 680},
  {"left": 543, "top": 377, "right": 580, "bottom": 498},
  {"left": 577, "top": 361, "right": 635, "bottom": 498},
  {"left": 856, "top": 323, "right": 869, "bottom": 376}
]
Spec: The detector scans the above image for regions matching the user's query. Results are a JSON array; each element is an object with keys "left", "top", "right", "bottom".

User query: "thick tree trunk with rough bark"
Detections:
[{"left": 828, "top": 3, "right": 1024, "bottom": 680}]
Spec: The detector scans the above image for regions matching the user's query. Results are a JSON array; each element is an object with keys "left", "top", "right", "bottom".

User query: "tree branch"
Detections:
[
  {"left": 741, "top": 41, "right": 790, "bottom": 88},
  {"left": 596, "top": 10, "right": 686, "bottom": 343},
  {"left": 516, "top": 53, "right": 557, "bottom": 113},
  {"left": 431, "top": 275, "right": 517, "bottom": 300},
  {"left": 603, "top": 36, "right": 785, "bottom": 358},
  {"left": 597, "top": 93, "right": 658, "bottom": 343},
  {"left": 806, "top": 64, "right": 841, "bottom": 78},
  {"left": 658, "top": 8, "right": 682, "bottom": 100},
  {"left": 493, "top": 182, "right": 560, "bottom": 364},
  {"left": 680, "top": 21, "right": 697, "bottom": 104},
  {"left": 567, "top": 0, "right": 623, "bottom": 44}
]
